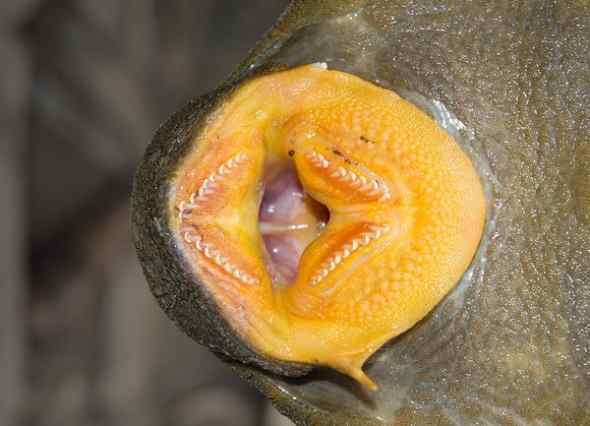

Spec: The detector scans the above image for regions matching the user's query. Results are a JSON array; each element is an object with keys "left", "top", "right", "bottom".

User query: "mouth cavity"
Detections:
[{"left": 259, "top": 162, "right": 329, "bottom": 287}]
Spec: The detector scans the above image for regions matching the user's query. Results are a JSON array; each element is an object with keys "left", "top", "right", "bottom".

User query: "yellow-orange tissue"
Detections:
[{"left": 172, "top": 64, "right": 486, "bottom": 390}]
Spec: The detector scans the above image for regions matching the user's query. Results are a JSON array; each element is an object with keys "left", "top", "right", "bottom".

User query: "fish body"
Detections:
[{"left": 133, "top": 1, "right": 590, "bottom": 424}]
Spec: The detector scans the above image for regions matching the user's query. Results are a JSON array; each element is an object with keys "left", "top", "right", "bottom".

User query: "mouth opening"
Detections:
[{"left": 259, "top": 161, "right": 330, "bottom": 287}]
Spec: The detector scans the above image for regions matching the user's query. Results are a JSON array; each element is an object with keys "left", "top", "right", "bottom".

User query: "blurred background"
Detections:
[{"left": 1, "top": 1, "right": 294, "bottom": 425}]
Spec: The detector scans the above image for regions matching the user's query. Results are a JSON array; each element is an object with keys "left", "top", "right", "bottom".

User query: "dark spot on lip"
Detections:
[
  {"left": 332, "top": 148, "right": 343, "bottom": 157},
  {"left": 288, "top": 150, "right": 295, "bottom": 157},
  {"left": 360, "top": 135, "right": 374, "bottom": 144}
]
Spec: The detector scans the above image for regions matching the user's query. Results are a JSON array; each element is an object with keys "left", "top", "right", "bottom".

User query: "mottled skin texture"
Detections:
[{"left": 133, "top": 0, "right": 590, "bottom": 425}]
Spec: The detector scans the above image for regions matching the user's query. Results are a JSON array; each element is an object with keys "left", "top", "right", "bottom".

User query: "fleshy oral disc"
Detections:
[{"left": 170, "top": 64, "right": 486, "bottom": 390}]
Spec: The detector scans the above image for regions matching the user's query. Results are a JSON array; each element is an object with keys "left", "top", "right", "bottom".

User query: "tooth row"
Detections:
[
  {"left": 310, "top": 224, "right": 390, "bottom": 286},
  {"left": 177, "top": 152, "right": 248, "bottom": 220},
  {"left": 196, "top": 153, "right": 248, "bottom": 200},
  {"left": 305, "top": 151, "right": 330, "bottom": 168},
  {"left": 306, "top": 150, "right": 391, "bottom": 201},
  {"left": 183, "top": 229, "right": 259, "bottom": 285}
]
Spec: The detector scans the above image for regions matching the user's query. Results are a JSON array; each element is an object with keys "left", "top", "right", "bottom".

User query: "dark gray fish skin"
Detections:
[{"left": 133, "top": 0, "right": 590, "bottom": 425}]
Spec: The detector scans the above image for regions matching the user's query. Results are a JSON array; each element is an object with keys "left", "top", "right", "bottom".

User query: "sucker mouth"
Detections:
[
  {"left": 168, "top": 64, "right": 486, "bottom": 390},
  {"left": 258, "top": 162, "right": 329, "bottom": 287}
]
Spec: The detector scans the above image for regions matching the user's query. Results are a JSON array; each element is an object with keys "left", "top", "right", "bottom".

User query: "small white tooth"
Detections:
[
  {"left": 342, "top": 249, "right": 351, "bottom": 257},
  {"left": 338, "top": 167, "right": 347, "bottom": 177},
  {"left": 360, "top": 176, "right": 367, "bottom": 185},
  {"left": 334, "top": 254, "right": 342, "bottom": 264},
  {"left": 351, "top": 240, "right": 359, "bottom": 250},
  {"left": 204, "top": 247, "right": 212, "bottom": 258}
]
